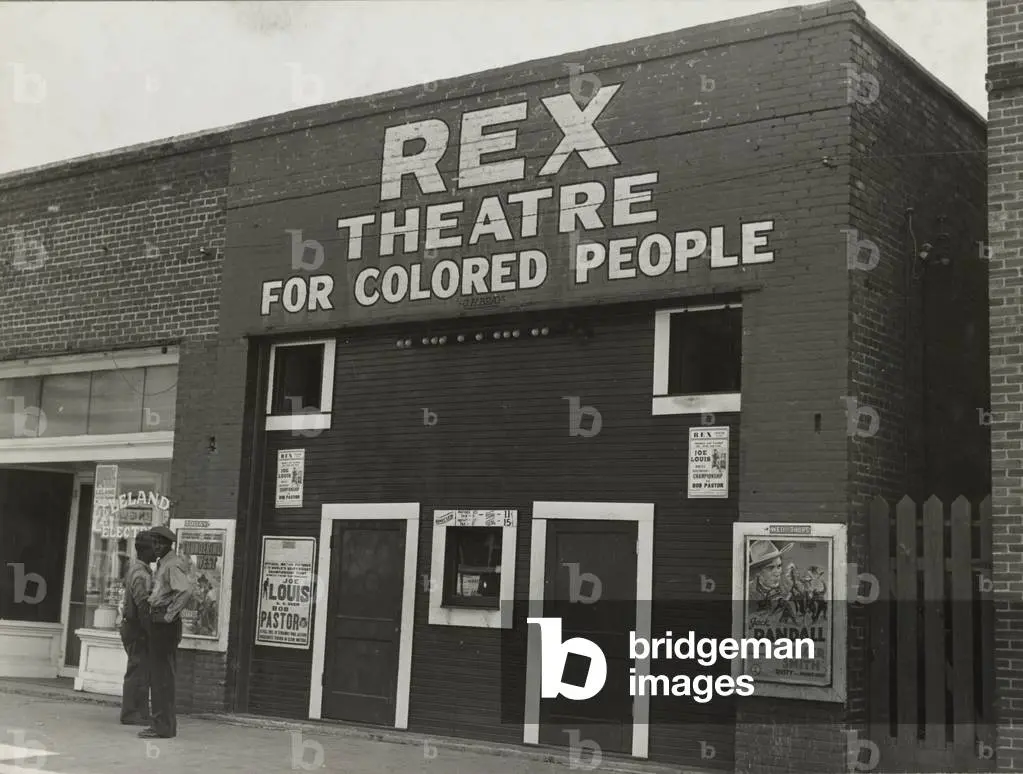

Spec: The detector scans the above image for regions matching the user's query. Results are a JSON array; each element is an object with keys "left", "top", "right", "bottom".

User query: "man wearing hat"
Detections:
[
  {"left": 120, "top": 529, "right": 156, "bottom": 725},
  {"left": 747, "top": 540, "right": 794, "bottom": 612},
  {"left": 139, "top": 524, "right": 192, "bottom": 739}
]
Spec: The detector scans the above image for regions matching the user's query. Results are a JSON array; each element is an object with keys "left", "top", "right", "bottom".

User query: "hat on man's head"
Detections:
[
  {"left": 748, "top": 540, "right": 793, "bottom": 570},
  {"left": 149, "top": 525, "right": 177, "bottom": 543}
]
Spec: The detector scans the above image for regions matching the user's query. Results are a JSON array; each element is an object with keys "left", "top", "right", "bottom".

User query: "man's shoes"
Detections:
[{"left": 137, "top": 729, "right": 173, "bottom": 739}]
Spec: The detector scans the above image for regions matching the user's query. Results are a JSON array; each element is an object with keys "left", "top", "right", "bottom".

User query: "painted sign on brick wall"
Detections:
[{"left": 234, "top": 66, "right": 783, "bottom": 333}]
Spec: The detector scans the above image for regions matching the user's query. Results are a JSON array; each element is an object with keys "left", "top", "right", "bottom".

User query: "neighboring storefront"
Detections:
[
  {"left": 0, "top": 348, "right": 176, "bottom": 690},
  {"left": 0, "top": 127, "right": 231, "bottom": 699},
  {"left": 214, "top": 3, "right": 989, "bottom": 773}
]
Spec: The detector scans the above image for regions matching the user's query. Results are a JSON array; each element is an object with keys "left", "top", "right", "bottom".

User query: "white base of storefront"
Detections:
[
  {"left": 0, "top": 621, "right": 62, "bottom": 678},
  {"left": 73, "top": 629, "right": 124, "bottom": 696}
]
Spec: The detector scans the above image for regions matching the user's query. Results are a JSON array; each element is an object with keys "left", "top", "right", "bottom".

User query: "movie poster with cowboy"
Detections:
[
  {"left": 731, "top": 522, "right": 848, "bottom": 703},
  {"left": 168, "top": 517, "right": 237, "bottom": 653}
]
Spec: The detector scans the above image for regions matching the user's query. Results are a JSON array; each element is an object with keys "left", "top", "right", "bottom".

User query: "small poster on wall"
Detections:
[
  {"left": 168, "top": 517, "right": 236, "bottom": 653},
  {"left": 276, "top": 449, "right": 305, "bottom": 509},
  {"left": 255, "top": 536, "right": 317, "bottom": 649},
  {"left": 731, "top": 522, "right": 848, "bottom": 703},
  {"left": 91, "top": 464, "right": 118, "bottom": 533},
  {"left": 688, "top": 427, "right": 729, "bottom": 499}
]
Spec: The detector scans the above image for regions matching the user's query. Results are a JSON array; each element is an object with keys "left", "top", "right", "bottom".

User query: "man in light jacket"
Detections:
[{"left": 138, "top": 524, "right": 192, "bottom": 739}]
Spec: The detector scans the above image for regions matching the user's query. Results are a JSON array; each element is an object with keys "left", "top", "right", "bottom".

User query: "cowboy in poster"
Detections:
[{"left": 743, "top": 538, "right": 832, "bottom": 686}]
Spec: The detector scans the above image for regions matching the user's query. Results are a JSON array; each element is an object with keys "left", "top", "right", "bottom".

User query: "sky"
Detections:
[{"left": 0, "top": 0, "right": 987, "bottom": 176}]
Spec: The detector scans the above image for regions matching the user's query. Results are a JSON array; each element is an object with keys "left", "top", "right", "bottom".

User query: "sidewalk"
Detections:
[{"left": 0, "top": 679, "right": 690, "bottom": 774}]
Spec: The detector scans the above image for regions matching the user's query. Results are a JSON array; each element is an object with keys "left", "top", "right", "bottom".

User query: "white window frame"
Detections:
[
  {"left": 265, "top": 339, "right": 335, "bottom": 432},
  {"left": 428, "top": 510, "right": 516, "bottom": 629},
  {"left": 652, "top": 303, "right": 742, "bottom": 416}
]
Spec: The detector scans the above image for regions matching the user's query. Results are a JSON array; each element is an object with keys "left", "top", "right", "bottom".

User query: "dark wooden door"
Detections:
[
  {"left": 64, "top": 483, "right": 94, "bottom": 669},
  {"left": 539, "top": 520, "right": 638, "bottom": 755},
  {"left": 322, "top": 519, "right": 406, "bottom": 726}
]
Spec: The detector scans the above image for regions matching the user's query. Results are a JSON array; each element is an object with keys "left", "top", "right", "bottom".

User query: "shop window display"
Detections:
[{"left": 83, "top": 468, "right": 170, "bottom": 630}]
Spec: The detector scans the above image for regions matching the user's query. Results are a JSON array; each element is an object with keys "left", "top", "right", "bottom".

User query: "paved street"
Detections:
[{"left": 0, "top": 694, "right": 592, "bottom": 774}]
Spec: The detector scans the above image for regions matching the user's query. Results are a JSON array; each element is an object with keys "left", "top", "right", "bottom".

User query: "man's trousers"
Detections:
[
  {"left": 148, "top": 618, "right": 182, "bottom": 738},
  {"left": 119, "top": 621, "right": 150, "bottom": 724}
]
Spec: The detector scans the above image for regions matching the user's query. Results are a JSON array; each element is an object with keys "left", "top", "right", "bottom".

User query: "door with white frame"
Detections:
[{"left": 61, "top": 465, "right": 169, "bottom": 674}]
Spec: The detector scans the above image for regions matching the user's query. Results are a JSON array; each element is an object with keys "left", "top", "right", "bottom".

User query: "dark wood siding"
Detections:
[{"left": 242, "top": 299, "right": 739, "bottom": 769}]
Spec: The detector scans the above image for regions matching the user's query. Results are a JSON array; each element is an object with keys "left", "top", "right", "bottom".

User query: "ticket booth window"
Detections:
[{"left": 442, "top": 527, "right": 502, "bottom": 608}]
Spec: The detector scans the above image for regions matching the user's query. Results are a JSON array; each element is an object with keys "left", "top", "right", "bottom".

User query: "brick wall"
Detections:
[
  {"left": 0, "top": 134, "right": 239, "bottom": 714},
  {"left": 988, "top": 1, "right": 1023, "bottom": 770},
  {"left": 0, "top": 134, "right": 229, "bottom": 359},
  {"left": 846, "top": 11, "right": 988, "bottom": 773}
]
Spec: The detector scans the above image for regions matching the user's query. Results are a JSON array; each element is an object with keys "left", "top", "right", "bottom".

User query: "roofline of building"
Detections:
[
  {"left": 851, "top": 5, "right": 985, "bottom": 127},
  {"left": 0, "top": 0, "right": 982, "bottom": 190}
]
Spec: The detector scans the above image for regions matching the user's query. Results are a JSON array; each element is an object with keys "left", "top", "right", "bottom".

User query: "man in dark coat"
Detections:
[{"left": 120, "top": 529, "right": 155, "bottom": 725}]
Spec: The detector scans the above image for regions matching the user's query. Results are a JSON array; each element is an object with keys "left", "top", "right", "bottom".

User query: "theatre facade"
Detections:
[{"left": 214, "top": 3, "right": 989, "bottom": 772}]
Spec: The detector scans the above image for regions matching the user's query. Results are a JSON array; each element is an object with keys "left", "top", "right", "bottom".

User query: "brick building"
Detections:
[
  {"left": 0, "top": 1, "right": 992, "bottom": 773},
  {"left": 0, "top": 130, "right": 241, "bottom": 710},
  {"left": 988, "top": 2, "right": 1023, "bottom": 772}
]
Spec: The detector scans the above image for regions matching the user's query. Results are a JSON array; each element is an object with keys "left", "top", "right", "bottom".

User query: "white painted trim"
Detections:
[
  {"left": 522, "top": 518, "right": 546, "bottom": 746},
  {"left": 266, "top": 339, "right": 336, "bottom": 416},
  {"left": 0, "top": 621, "right": 62, "bottom": 679},
  {"left": 0, "top": 347, "right": 178, "bottom": 379},
  {"left": 427, "top": 512, "right": 516, "bottom": 629},
  {"left": 265, "top": 413, "right": 331, "bottom": 432},
  {"left": 310, "top": 503, "right": 420, "bottom": 729},
  {"left": 651, "top": 393, "right": 741, "bottom": 416},
  {"left": 0, "top": 431, "right": 173, "bottom": 464},
  {"left": 730, "top": 522, "right": 848, "bottom": 704},
  {"left": 58, "top": 477, "right": 83, "bottom": 670},
  {"left": 524, "top": 501, "right": 654, "bottom": 759}
]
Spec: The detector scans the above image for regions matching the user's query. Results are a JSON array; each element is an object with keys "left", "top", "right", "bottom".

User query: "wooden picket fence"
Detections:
[{"left": 866, "top": 495, "right": 995, "bottom": 772}]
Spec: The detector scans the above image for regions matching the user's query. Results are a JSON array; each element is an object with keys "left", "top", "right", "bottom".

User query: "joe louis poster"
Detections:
[
  {"left": 255, "top": 536, "right": 317, "bottom": 649},
  {"left": 276, "top": 449, "right": 305, "bottom": 509},
  {"left": 688, "top": 427, "right": 729, "bottom": 498},
  {"left": 730, "top": 522, "right": 848, "bottom": 703},
  {"left": 168, "top": 517, "right": 236, "bottom": 653}
]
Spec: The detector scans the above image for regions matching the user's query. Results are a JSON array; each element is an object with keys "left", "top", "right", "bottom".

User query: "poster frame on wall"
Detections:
[
  {"left": 730, "top": 521, "right": 848, "bottom": 703},
  {"left": 254, "top": 535, "right": 318, "bottom": 650},
  {"left": 168, "top": 517, "right": 237, "bottom": 653}
]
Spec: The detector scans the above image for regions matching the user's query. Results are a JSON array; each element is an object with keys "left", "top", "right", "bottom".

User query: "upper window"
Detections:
[
  {"left": 266, "top": 340, "right": 335, "bottom": 432},
  {"left": 653, "top": 303, "right": 742, "bottom": 416}
]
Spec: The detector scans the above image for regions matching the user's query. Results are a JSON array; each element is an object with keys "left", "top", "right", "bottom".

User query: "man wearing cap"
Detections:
[
  {"left": 747, "top": 540, "right": 795, "bottom": 613},
  {"left": 139, "top": 524, "right": 192, "bottom": 739},
  {"left": 120, "top": 529, "right": 156, "bottom": 726}
]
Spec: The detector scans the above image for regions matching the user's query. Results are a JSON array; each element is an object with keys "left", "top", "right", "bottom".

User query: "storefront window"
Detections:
[
  {"left": 88, "top": 369, "right": 145, "bottom": 435},
  {"left": 0, "top": 377, "right": 42, "bottom": 439},
  {"left": 83, "top": 466, "right": 170, "bottom": 630},
  {"left": 142, "top": 365, "right": 177, "bottom": 432},
  {"left": 39, "top": 373, "right": 91, "bottom": 437},
  {"left": 0, "top": 365, "right": 176, "bottom": 439},
  {"left": 443, "top": 527, "right": 502, "bottom": 608}
]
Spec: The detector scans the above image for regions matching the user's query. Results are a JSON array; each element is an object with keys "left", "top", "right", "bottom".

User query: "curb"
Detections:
[
  {"left": 0, "top": 681, "right": 120, "bottom": 708},
  {"left": 192, "top": 712, "right": 702, "bottom": 774},
  {"left": 0, "top": 682, "right": 708, "bottom": 774}
]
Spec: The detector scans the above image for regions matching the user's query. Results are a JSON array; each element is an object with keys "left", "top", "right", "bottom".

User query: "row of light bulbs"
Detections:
[{"left": 395, "top": 327, "right": 551, "bottom": 349}]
